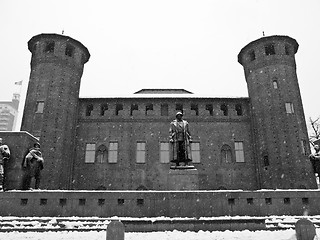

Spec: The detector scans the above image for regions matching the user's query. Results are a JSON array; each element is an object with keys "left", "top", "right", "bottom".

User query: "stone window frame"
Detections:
[
  {"left": 44, "top": 41, "right": 55, "bottom": 53},
  {"left": 272, "top": 78, "right": 279, "bottom": 89},
  {"left": 96, "top": 144, "right": 108, "bottom": 163},
  {"left": 65, "top": 44, "right": 75, "bottom": 57},
  {"left": 205, "top": 104, "right": 213, "bottom": 116},
  {"left": 136, "top": 141, "right": 146, "bottom": 163},
  {"left": 191, "top": 141, "right": 201, "bottom": 163},
  {"left": 221, "top": 144, "right": 232, "bottom": 163},
  {"left": 234, "top": 141, "right": 245, "bottom": 163},
  {"left": 85, "top": 143, "right": 96, "bottom": 163},
  {"left": 108, "top": 141, "right": 118, "bottom": 163},
  {"left": 145, "top": 103, "right": 153, "bottom": 115},
  {"left": 265, "top": 43, "right": 276, "bottom": 56},
  {"left": 220, "top": 103, "right": 228, "bottom": 116},
  {"left": 85, "top": 104, "right": 93, "bottom": 116},
  {"left": 130, "top": 103, "right": 139, "bottom": 116},
  {"left": 115, "top": 103, "right": 123, "bottom": 116},
  {"left": 300, "top": 139, "right": 308, "bottom": 156},
  {"left": 235, "top": 103, "right": 243, "bottom": 116},
  {"left": 100, "top": 103, "right": 108, "bottom": 116},
  {"left": 248, "top": 49, "right": 256, "bottom": 61},
  {"left": 285, "top": 102, "right": 294, "bottom": 114},
  {"left": 160, "top": 141, "right": 170, "bottom": 163},
  {"left": 35, "top": 101, "right": 45, "bottom": 113}
]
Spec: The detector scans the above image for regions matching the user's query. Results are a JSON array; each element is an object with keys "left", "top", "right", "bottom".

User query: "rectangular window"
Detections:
[
  {"left": 115, "top": 104, "right": 123, "bottom": 116},
  {"left": 136, "top": 142, "right": 146, "bottom": 163},
  {"left": 191, "top": 142, "right": 200, "bottom": 163},
  {"left": 85, "top": 143, "right": 96, "bottom": 163},
  {"left": 205, "top": 104, "right": 213, "bottom": 116},
  {"left": 285, "top": 102, "right": 294, "bottom": 114},
  {"left": 301, "top": 140, "right": 308, "bottom": 155},
  {"left": 191, "top": 104, "right": 199, "bottom": 116},
  {"left": 86, "top": 104, "right": 93, "bottom": 116},
  {"left": 36, "top": 101, "right": 44, "bottom": 113},
  {"left": 265, "top": 44, "right": 275, "bottom": 55},
  {"left": 249, "top": 50, "right": 256, "bottom": 61},
  {"left": 160, "top": 142, "right": 170, "bottom": 163},
  {"left": 273, "top": 80, "right": 278, "bottom": 89},
  {"left": 44, "top": 41, "right": 55, "bottom": 53},
  {"left": 65, "top": 44, "right": 75, "bottom": 57},
  {"left": 130, "top": 104, "right": 138, "bottom": 116},
  {"left": 108, "top": 142, "right": 118, "bottom": 163},
  {"left": 100, "top": 104, "right": 108, "bottom": 116},
  {"left": 235, "top": 141, "right": 245, "bottom": 162}
]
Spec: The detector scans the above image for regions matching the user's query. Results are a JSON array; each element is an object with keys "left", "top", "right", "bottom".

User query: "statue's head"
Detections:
[
  {"left": 315, "top": 144, "right": 320, "bottom": 151},
  {"left": 176, "top": 111, "right": 183, "bottom": 120}
]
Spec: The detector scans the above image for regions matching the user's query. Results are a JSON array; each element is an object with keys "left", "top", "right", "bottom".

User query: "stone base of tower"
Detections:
[{"left": 168, "top": 168, "right": 199, "bottom": 190}]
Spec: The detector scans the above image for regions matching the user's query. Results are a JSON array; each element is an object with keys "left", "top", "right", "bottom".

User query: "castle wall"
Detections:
[
  {"left": 72, "top": 97, "right": 258, "bottom": 190},
  {"left": 0, "top": 190, "right": 319, "bottom": 217},
  {"left": 18, "top": 33, "right": 315, "bottom": 191}
]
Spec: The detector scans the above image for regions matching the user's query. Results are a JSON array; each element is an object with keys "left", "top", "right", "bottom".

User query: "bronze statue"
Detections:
[
  {"left": 21, "top": 142, "right": 44, "bottom": 190},
  {"left": 0, "top": 138, "right": 10, "bottom": 191},
  {"left": 169, "top": 112, "right": 192, "bottom": 167}
]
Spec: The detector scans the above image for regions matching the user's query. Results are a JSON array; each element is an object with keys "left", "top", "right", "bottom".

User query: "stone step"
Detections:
[{"left": 0, "top": 216, "right": 319, "bottom": 232}]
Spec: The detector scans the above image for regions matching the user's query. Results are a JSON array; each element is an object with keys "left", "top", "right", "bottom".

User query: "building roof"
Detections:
[
  {"left": 134, "top": 89, "right": 193, "bottom": 94},
  {"left": 80, "top": 94, "right": 249, "bottom": 100}
]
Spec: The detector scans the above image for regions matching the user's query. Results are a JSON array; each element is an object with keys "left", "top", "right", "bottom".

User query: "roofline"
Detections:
[
  {"left": 238, "top": 35, "right": 299, "bottom": 65},
  {"left": 134, "top": 89, "right": 194, "bottom": 94},
  {"left": 79, "top": 95, "right": 250, "bottom": 100},
  {"left": 28, "top": 33, "right": 90, "bottom": 63}
]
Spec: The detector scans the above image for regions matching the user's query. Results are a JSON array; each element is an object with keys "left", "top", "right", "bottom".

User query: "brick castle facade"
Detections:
[{"left": 20, "top": 34, "right": 316, "bottom": 190}]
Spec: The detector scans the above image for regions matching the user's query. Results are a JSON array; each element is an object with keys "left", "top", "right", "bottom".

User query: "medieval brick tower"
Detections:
[
  {"left": 21, "top": 34, "right": 90, "bottom": 189},
  {"left": 238, "top": 35, "right": 316, "bottom": 189}
]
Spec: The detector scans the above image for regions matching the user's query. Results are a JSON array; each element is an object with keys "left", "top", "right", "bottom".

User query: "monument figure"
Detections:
[
  {"left": 169, "top": 112, "right": 192, "bottom": 167},
  {"left": 0, "top": 138, "right": 10, "bottom": 191},
  {"left": 21, "top": 142, "right": 44, "bottom": 190}
]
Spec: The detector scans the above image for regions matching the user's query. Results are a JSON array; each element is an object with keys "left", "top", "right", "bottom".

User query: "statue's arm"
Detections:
[
  {"left": 185, "top": 122, "right": 192, "bottom": 141},
  {"left": 169, "top": 123, "right": 175, "bottom": 142}
]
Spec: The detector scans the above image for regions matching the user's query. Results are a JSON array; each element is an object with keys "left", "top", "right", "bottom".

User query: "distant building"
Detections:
[
  {"left": 0, "top": 93, "right": 20, "bottom": 131},
  {"left": 20, "top": 33, "right": 316, "bottom": 190}
]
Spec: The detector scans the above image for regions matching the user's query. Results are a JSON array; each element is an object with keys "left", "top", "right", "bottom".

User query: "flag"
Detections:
[{"left": 14, "top": 80, "right": 22, "bottom": 85}]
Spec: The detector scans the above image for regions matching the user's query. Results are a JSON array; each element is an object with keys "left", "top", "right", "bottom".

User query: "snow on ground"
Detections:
[{"left": 1, "top": 229, "right": 320, "bottom": 240}]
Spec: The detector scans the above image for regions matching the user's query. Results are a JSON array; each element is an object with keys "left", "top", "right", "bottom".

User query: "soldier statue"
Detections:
[{"left": 169, "top": 111, "right": 192, "bottom": 167}]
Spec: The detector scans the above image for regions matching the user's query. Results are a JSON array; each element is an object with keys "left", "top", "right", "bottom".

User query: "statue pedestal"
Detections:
[{"left": 168, "top": 167, "right": 199, "bottom": 190}]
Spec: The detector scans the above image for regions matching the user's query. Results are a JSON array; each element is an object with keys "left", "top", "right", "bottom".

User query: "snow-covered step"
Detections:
[{"left": 0, "top": 216, "right": 319, "bottom": 232}]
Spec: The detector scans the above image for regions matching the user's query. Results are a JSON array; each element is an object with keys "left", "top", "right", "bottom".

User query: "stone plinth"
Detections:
[{"left": 168, "top": 168, "right": 199, "bottom": 190}]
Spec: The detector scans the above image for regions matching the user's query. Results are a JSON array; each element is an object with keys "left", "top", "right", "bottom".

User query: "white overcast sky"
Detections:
[{"left": 1, "top": 0, "right": 320, "bottom": 127}]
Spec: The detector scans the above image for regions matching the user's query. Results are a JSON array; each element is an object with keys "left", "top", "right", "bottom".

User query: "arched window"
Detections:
[
  {"left": 96, "top": 144, "right": 107, "bottom": 163},
  {"left": 221, "top": 144, "right": 232, "bottom": 163}
]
